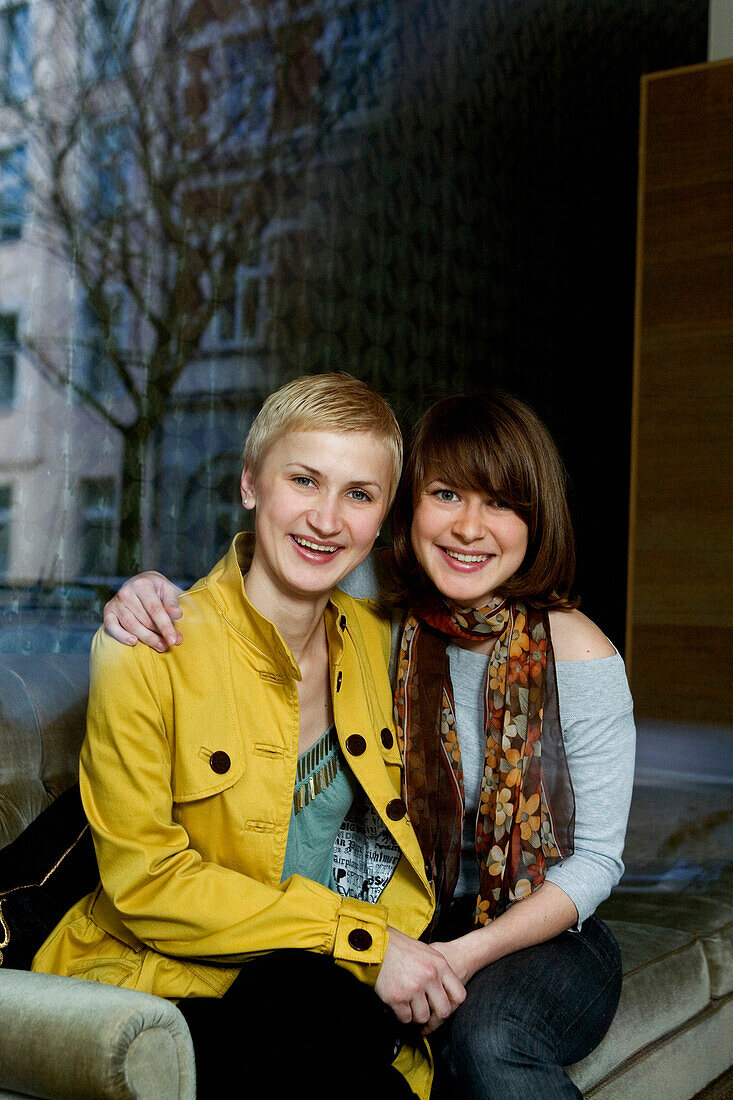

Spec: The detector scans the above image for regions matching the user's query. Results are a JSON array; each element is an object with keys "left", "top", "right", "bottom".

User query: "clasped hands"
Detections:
[{"left": 375, "top": 927, "right": 472, "bottom": 1035}]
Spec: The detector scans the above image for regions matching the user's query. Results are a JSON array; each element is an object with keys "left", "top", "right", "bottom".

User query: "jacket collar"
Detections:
[{"left": 203, "top": 533, "right": 348, "bottom": 681}]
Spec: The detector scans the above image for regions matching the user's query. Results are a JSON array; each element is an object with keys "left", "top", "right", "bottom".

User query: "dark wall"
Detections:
[{"left": 272, "top": 0, "right": 709, "bottom": 648}]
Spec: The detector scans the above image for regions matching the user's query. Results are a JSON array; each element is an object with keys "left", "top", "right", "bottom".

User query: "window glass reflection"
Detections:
[
  {"left": 0, "top": 3, "right": 30, "bottom": 103},
  {"left": 0, "top": 313, "right": 17, "bottom": 405}
]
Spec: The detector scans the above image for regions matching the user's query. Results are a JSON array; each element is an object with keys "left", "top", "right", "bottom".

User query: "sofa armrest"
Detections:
[{"left": 0, "top": 970, "right": 195, "bottom": 1100}]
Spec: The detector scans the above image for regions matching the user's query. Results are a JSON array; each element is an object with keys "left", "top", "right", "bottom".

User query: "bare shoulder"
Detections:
[{"left": 548, "top": 608, "right": 617, "bottom": 661}]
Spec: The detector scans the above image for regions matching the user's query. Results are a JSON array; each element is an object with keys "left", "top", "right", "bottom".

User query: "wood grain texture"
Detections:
[{"left": 627, "top": 59, "right": 733, "bottom": 723}]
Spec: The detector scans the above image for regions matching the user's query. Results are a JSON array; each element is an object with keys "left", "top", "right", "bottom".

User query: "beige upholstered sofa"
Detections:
[
  {"left": 0, "top": 654, "right": 194, "bottom": 1100},
  {"left": 568, "top": 875, "right": 733, "bottom": 1097},
  {"left": 0, "top": 652, "right": 730, "bottom": 1099}
]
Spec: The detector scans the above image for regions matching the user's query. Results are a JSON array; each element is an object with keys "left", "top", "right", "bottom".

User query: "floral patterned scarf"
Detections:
[{"left": 394, "top": 597, "right": 575, "bottom": 934}]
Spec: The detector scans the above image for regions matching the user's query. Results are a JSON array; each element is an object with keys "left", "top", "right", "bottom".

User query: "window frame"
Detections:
[
  {"left": 321, "top": 1, "right": 394, "bottom": 121},
  {"left": 203, "top": 245, "right": 271, "bottom": 353},
  {"left": 0, "top": 311, "right": 18, "bottom": 408},
  {"left": 0, "top": 482, "right": 12, "bottom": 577},
  {"left": 84, "top": 0, "right": 139, "bottom": 82},
  {"left": 0, "top": 1, "right": 31, "bottom": 104},
  {"left": 75, "top": 286, "right": 129, "bottom": 401},
  {"left": 0, "top": 143, "right": 27, "bottom": 242},
  {"left": 84, "top": 116, "right": 135, "bottom": 224},
  {"left": 78, "top": 475, "right": 118, "bottom": 578}
]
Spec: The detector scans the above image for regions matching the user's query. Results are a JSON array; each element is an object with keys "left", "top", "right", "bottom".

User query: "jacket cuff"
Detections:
[{"left": 331, "top": 896, "right": 389, "bottom": 980}]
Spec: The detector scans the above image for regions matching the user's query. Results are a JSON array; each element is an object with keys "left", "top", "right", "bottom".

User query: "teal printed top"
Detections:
[{"left": 281, "top": 726, "right": 359, "bottom": 890}]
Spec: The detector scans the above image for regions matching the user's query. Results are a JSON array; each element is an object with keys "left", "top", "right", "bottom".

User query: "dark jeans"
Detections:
[
  {"left": 431, "top": 915, "right": 622, "bottom": 1100},
  {"left": 177, "top": 949, "right": 417, "bottom": 1100}
]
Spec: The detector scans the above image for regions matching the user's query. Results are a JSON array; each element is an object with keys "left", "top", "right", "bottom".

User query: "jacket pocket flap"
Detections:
[{"left": 171, "top": 744, "right": 245, "bottom": 803}]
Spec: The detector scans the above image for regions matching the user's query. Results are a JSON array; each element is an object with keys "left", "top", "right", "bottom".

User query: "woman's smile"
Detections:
[
  {"left": 411, "top": 480, "right": 529, "bottom": 606},
  {"left": 290, "top": 534, "right": 343, "bottom": 560},
  {"left": 241, "top": 429, "right": 393, "bottom": 616},
  {"left": 438, "top": 546, "right": 495, "bottom": 568}
]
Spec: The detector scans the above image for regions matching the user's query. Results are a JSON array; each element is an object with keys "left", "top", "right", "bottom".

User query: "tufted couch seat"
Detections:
[
  {"left": 0, "top": 654, "right": 195, "bottom": 1100},
  {"left": 0, "top": 654, "right": 88, "bottom": 848},
  {"left": 567, "top": 871, "right": 733, "bottom": 1097},
  {"left": 0, "top": 652, "right": 731, "bottom": 1099}
]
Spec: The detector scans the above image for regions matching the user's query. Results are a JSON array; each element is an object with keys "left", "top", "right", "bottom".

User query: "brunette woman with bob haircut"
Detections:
[
  {"left": 378, "top": 390, "right": 634, "bottom": 1098},
  {"left": 386, "top": 391, "right": 577, "bottom": 611},
  {"left": 101, "top": 388, "right": 636, "bottom": 1099}
]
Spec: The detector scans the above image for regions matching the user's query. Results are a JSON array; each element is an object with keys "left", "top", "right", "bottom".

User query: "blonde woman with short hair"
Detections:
[{"left": 33, "top": 375, "right": 462, "bottom": 1100}]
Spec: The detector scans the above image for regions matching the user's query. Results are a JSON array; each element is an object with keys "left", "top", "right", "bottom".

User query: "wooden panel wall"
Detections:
[{"left": 626, "top": 58, "right": 733, "bottom": 725}]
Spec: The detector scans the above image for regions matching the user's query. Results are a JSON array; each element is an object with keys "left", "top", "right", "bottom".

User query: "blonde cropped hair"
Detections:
[{"left": 243, "top": 373, "right": 403, "bottom": 503}]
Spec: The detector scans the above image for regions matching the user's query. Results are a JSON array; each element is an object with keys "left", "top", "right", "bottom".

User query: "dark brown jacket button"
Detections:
[
  {"left": 348, "top": 928, "right": 373, "bottom": 952},
  {"left": 209, "top": 751, "right": 231, "bottom": 774},
  {"left": 380, "top": 728, "right": 393, "bottom": 749},
  {"left": 345, "top": 734, "right": 367, "bottom": 756},
  {"left": 386, "top": 798, "right": 407, "bottom": 820}
]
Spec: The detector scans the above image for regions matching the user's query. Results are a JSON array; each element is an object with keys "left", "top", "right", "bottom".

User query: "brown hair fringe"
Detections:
[{"left": 378, "top": 391, "right": 579, "bottom": 615}]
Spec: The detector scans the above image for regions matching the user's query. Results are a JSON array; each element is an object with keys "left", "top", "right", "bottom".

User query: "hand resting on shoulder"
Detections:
[{"left": 103, "top": 571, "right": 184, "bottom": 652}]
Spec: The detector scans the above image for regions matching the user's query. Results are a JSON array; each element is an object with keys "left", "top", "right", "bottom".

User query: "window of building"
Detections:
[
  {"left": 79, "top": 477, "right": 117, "bottom": 577},
  {"left": 0, "top": 312, "right": 17, "bottom": 406},
  {"left": 87, "top": 121, "right": 133, "bottom": 221},
  {"left": 220, "top": 36, "right": 274, "bottom": 144},
  {"left": 77, "top": 289, "right": 127, "bottom": 399},
  {"left": 179, "top": 453, "right": 245, "bottom": 579},
  {"left": 159, "top": 403, "right": 254, "bottom": 580},
  {"left": 0, "top": 3, "right": 30, "bottom": 103},
  {"left": 205, "top": 246, "right": 270, "bottom": 351},
  {"left": 86, "top": 0, "right": 138, "bottom": 80},
  {"left": 0, "top": 144, "right": 26, "bottom": 241},
  {"left": 326, "top": 3, "right": 393, "bottom": 116},
  {"left": 0, "top": 484, "right": 11, "bottom": 576}
]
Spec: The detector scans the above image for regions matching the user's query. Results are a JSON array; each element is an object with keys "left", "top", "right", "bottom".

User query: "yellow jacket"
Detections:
[{"left": 33, "top": 536, "right": 435, "bottom": 1095}]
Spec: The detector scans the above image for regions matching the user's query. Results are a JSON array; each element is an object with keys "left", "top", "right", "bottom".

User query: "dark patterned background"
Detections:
[{"left": 268, "top": 0, "right": 709, "bottom": 648}]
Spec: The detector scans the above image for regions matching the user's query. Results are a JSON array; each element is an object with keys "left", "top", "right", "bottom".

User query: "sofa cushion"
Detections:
[
  {"left": 598, "top": 883, "right": 733, "bottom": 997},
  {"left": 577, "top": 993, "right": 733, "bottom": 1100},
  {"left": 0, "top": 783, "right": 98, "bottom": 970},
  {"left": 567, "top": 919, "right": 711, "bottom": 1092},
  {"left": 0, "top": 654, "right": 89, "bottom": 848}
]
